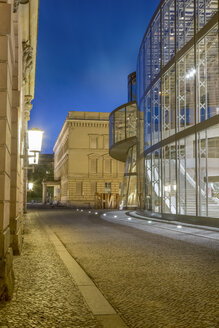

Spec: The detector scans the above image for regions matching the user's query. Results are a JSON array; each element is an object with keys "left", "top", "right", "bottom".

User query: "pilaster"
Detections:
[
  {"left": 9, "top": 10, "right": 23, "bottom": 255},
  {"left": 0, "top": 1, "right": 14, "bottom": 300}
]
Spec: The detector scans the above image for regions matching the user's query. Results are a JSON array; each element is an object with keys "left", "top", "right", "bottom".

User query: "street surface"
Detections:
[
  {"left": 42, "top": 209, "right": 219, "bottom": 327},
  {"left": 0, "top": 208, "right": 218, "bottom": 328}
]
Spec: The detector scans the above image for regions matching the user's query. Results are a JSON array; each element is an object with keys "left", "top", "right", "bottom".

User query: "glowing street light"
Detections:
[
  {"left": 28, "top": 182, "right": 33, "bottom": 191},
  {"left": 28, "top": 128, "right": 44, "bottom": 152},
  {"left": 27, "top": 128, "right": 44, "bottom": 165}
]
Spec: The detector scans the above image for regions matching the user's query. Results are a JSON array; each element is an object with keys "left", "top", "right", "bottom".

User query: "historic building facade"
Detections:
[
  {"left": 110, "top": 0, "right": 219, "bottom": 223},
  {"left": 0, "top": 0, "right": 39, "bottom": 299},
  {"left": 53, "top": 111, "right": 124, "bottom": 208}
]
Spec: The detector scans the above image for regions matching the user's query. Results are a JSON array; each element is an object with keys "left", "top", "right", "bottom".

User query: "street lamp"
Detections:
[
  {"left": 27, "top": 128, "right": 44, "bottom": 164},
  {"left": 28, "top": 150, "right": 39, "bottom": 165},
  {"left": 22, "top": 128, "right": 44, "bottom": 212},
  {"left": 28, "top": 182, "right": 34, "bottom": 191}
]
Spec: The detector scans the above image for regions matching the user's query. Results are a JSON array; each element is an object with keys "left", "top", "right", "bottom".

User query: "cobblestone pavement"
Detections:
[
  {"left": 41, "top": 208, "right": 219, "bottom": 328},
  {"left": 0, "top": 211, "right": 101, "bottom": 328}
]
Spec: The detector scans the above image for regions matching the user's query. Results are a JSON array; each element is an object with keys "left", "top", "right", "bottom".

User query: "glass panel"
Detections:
[
  {"left": 162, "top": 143, "right": 176, "bottom": 214},
  {"left": 162, "top": 65, "right": 175, "bottom": 139},
  {"left": 144, "top": 31, "right": 151, "bottom": 90},
  {"left": 197, "top": 130, "right": 208, "bottom": 216},
  {"left": 137, "top": 58, "right": 140, "bottom": 106},
  {"left": 162, "top": 0, "right": 175, "bottom": 66},
  {"left": 128, "top": 73, "right": 136, "bottom": 102},
  {"left": 176, "top": 48, "right": 195, "bottom": 132},
  {"left": 152, "top": 12, "right": 161, "bottom": 80},
  {"left": 125, "top": 147, "right": 133, "bottom": 175},
  {"left": 131, "top": 145, "right": 137, "bottom": 173},
  {"left": 139, "top": 48, "right": 144, "bottom": 101},
  {"left": 197, "top": 0, "right": 218, "bottom": 31},
  {"left": 152, "top": 149, "right": 161, "bottom": 212},
  {"left": 109, "top": 114, "right": 114, "bottom": 148},
  {"left": 176, "top": 0, "right": 194, "bottom": 50},
  {"left": 105, "top": 182, "right": 111, "bottom": 194},
  {"left": 177, "top": 134, "right": 196, "bottom": 215},
  {"left": 152, "top": 80, "right": 161, "bottom": 145},
  {"left": 185, "top": 134, "right": 196, "bottom": 216},
  {"left": 197, "top": 124, "right": 219, "bottom": 218},
  {"left": 144, "top": 91, "right": 151, "bottom": 150},
  {"left": 121, "top": 176, "right": 129, "bottom": 208},
  {"left": 114, "top": 108, "right": 125, "bottom": 143},
  {"left": 197, "top": 24, "right": 219, "bottom": 122},
  {"left": 127, "top": 176, "right": 137, "bottom": 207},
  {"left": 145, "top": 154, "right": 152, "bottom": 210},
  {"left": 126, "top": 104, "right": 136, "bottom": 138}
]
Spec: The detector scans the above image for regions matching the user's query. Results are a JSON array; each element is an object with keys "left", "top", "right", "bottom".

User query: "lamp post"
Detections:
[{"left": 23, "top": 128, "right": 44, "bottom": 212}]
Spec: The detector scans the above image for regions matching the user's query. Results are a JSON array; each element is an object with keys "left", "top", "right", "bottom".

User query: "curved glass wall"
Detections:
[
  {"left": 137, "top": 0, "right": 219, "bottom": 218},
  {"left": 128, "top": 72, "right": 137, "bottom": 102},
  {"left": 121, "top": 145, "right": 137, "bottom": 208},
  {"left": 109, "top": 102, "right": 137, "bottom": 150}
]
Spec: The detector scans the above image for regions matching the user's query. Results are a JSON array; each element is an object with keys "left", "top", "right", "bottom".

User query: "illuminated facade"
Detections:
[
  {"left": 138, "top": 0, "right": 219, "bottom": 220},
  {"left": 110, "top": 0, "right": 219, "bottom": 220},
  {"left": 54, "top": 112, "right": 124, "bottom": 209},
  {"left": 0, "top": 0, "right": 39, "bottom": 299}
]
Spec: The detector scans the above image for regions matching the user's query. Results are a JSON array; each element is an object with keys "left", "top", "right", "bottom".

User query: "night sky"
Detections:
[{"left": 29, "top": 0, "right": 160, "bottom": 153}]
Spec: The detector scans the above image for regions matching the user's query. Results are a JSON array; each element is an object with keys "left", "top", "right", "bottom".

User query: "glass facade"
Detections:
[
  {"left": 121, "top": 145, "right": 137, "bottom": 208},
  {"left": 137, "top": 0, "right": 219, "bottom": 219},
  {"left": 109, "top": 102, "right": 137, "bottom": 209},
  {"left": 128, "top": 72, "right": 137, "bottom": 102},
  {"left": 109, "top": 103, "right": 137, "bottom": 149}
]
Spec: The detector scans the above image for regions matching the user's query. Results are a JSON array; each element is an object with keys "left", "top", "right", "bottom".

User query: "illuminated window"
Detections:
[{"left": 105, "top": 182, "right": 111, "bottom": 194}]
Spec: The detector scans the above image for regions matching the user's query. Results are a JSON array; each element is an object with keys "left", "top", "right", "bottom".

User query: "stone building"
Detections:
[
  {"left": 0, "top": 0, "right": 39, "bottom": 299},
  {"left": 53, "top": 111, "right": 124, "bottom": 208}
]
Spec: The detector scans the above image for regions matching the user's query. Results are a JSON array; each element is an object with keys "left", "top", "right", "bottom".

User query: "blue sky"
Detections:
[{"left": 29, "top": 0, "right": 160, "bottom": 153}]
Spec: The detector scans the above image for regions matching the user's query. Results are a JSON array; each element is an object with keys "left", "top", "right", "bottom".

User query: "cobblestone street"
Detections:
[{"left": 0, "top": 208, "right": 219, "bottom": 328}]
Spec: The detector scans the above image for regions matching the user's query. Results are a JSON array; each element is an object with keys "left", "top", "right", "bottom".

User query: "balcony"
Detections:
[{"left": 109, "top": 101, "right": 137, "bottom": 162}]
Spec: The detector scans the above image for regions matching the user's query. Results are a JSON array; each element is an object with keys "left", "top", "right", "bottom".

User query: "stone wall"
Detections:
[{"left": 0, "top": 0, "right": 39, "bottom": 300}]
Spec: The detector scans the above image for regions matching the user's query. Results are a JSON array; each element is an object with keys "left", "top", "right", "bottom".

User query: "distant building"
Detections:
[
  {"left": 53, "top": 111, "right": 124, "bottom": 208},
  {"left": 27, "top": 154, "right": 54, "bottom": 203}
]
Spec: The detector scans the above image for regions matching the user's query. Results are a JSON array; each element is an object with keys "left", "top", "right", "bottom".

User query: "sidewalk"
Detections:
[
  {"left": 100, "top": 210, "right": 219, "bottom": 243},
  {"left": 0, "top": 212, "right": 102, "bottom": 328}
]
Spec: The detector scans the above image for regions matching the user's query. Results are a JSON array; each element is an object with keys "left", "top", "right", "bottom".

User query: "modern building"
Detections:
[
  {"left": 110, "top": 0, "right": 219, "bottom": 223},
  {"left": 109, "top": 73, "right": 138, "bottom": 209},
  {"left": 0, "top": 0, "right": 39, "bottom": 299},
  {"left": 53, "top": 111, "right": 124, "bottom": 208}
]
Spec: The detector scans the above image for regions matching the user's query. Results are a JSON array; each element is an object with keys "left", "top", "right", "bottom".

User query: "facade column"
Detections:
[
  {"left": 23, "top": 96, "right": 32, "bottom": 214},
  {"left": 0, "top": 2, "right": 14, "bottom": 300},
  {"left": 10, "top": 11, "right": 23, "bottom": 255}
]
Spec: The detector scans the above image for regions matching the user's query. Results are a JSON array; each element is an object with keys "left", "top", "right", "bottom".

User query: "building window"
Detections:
[
  {"left": 104, "top": 135, "right": 109, "bottom": 149},
  {"left": 90, "top": 135, "right": 98, "bottom": 149},
  {"left": 104, "top": 159, "right": 111, "bottom": 174},
  {"left": 91, "top": 158, "right": 97, "bottom": 174},
  {"left": 91, "top": 182, "right": 96, "bottom": 195},
  {"left": 76, "top": 182, "right": 82, "bottom": 195},
  {"left": 105, "top": 182, "right": 111, "bottom": 194}
]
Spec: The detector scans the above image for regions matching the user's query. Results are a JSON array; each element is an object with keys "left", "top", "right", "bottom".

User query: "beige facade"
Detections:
[
  {"left": 53, "top": 111, "right": 124, "bottom": 208},
  {"left": 0, "top": 0, "right": 39, "bottom": 299}
]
